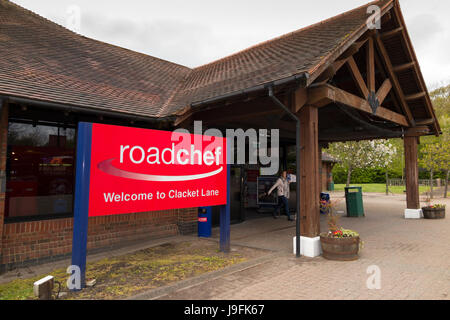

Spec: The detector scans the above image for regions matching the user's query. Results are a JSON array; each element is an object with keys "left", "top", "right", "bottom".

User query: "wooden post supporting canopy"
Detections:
[
  {"left": 299, "top": 105, "right": 320, "bottom": 237},
  {"left": 404, "top": 136, "right": 420, "bottom": 209}
]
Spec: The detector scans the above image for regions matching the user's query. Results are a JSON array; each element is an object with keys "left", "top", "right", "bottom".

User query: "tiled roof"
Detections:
[
  {"left": 0, "top": 0, "right": 406, "bottom": 120},
  {"left": 0, "top": 0, "right": 191, "bottom": 118},
  {"left": 165, "top": 0, "right": 393, "bottom": 115}
]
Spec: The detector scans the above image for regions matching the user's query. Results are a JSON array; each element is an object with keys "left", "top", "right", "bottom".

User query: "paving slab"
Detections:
[{"left": 156, "top": 193, "right": 450, "bottom": 300}]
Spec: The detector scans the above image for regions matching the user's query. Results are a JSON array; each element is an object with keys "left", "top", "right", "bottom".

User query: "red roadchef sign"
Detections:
[
  {"left": 82, "top": 122, "right": 227, "bottom": 217},
  {"left": 72, "top": 122, "right": 228, "bottom": 286}
]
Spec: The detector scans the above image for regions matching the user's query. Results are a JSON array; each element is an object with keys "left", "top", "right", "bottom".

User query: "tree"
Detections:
[
  {"left": 440, "top": 141, "right": 450, "bottom": 198},
  {"left": 430, "top": 85, "right": 450, "bottom": 120},
  {"left": 327, "top": 140, "right": 396, "bottom": 187},
  {"left": 419, "top": 142, "right": 446, "bottom": 199},
  {"left": 421, "top": 84, "right": 449, "bottom": 198},
  {"left": 437, "top": 128, "right": 450, "bottom": 198},
  {"left": 368, "top": 140, "right": 397, "bottom": 195}
]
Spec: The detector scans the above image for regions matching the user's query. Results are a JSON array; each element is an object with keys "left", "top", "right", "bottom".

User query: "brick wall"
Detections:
[{"left": 1, "top": 207, "right": 198, "bottom": 272}]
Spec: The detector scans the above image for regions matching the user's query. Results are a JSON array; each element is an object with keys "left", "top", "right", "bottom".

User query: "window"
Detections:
[{"left": 5, "top": 121, "right": 76, "bottom": 221}]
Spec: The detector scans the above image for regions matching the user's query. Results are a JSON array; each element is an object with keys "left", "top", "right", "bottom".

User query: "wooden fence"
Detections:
[{"left": 388, "top": 179, "right": 448, "bottom": 187}]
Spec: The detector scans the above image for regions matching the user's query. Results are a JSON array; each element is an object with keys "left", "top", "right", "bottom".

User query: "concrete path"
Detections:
[{"left": 156, "top": 193, "right": 450, "bottom": 300}]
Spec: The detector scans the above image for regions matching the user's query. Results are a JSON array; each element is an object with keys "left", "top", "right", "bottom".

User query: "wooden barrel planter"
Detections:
[
  {"left": 320, "top": 234, "right": 360, "bottom": 261},
  {"left": 422, "top": 207, "right": 446, "bottom": 219}
]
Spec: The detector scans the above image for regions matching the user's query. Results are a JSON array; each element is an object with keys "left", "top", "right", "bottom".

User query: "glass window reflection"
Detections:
[{"left": 6, "top": 122, "right": 76, "bottom": 220}]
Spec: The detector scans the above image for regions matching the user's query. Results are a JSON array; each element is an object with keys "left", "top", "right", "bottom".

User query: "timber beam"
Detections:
[
  {"left": 312, "top": 39, "right": 369, "bottom": 86},
  {"left": 373, "top": 48, "right": 403, "bottom": 114},
  {"left": 307, "top": 84, "right": 409, "bottom": 127},
  {"left": 347, "top": 56, "right": 370, "bottom": 99},
  {"left": 366, "top": 38, "right": 376, "bottom": 93},
  {"left": 292, "top": 88, "right": 308, "bottom": 113},
  {"left": 337, "top": 39, "right": 368, "bottom": 61},
  {"left": 393, "top": 61, "right": 416, "bottom": 73},
  {"left": 415, "top": 118, "right": 435, "bottom": 126},
  {"left": 312, "top": 58, "right": 350, "bottom": 85},
  {"left": 376, "top": 79, "right": 392, "bottom": 105},
  {"left": 405, "top": 92, "right": 426, "bottom": 101},
  {"left": 380, "top": 26, "right": 404, "bottom": 39},
  {"left": 307, "top": 85, "right": 334, "bottom": 108},
  {"left": 374, "top": 33, "right": 416, "bottom": 126},
  {"left": 405, "top": 126, "right": 430, "bottom": 137}
]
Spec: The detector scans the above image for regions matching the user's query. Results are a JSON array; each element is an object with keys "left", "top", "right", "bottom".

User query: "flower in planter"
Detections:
[
  {"left": 423, "top": 203, "right": 446, "bottom": 209},
  {"left": 320, "top": 199, "right": 363, "bottom": 260},
  {"left": 422, "top": 192, "right": 446, "bottom": 209},
  {"left": 333, "top": 230, "right": 343, "bottom": 237},
  {"left": 329, "top": 228, "right": 359, "bottom": 238}
]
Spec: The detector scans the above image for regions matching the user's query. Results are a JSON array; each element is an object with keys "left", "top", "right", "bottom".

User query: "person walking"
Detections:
[{"left": 267, "top": 171, "right": 293, "bottom": 221}]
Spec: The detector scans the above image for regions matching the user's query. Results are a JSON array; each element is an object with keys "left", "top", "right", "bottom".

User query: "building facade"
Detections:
[{"left": 0, "top": 0, "right": 441, "bottom": 270}]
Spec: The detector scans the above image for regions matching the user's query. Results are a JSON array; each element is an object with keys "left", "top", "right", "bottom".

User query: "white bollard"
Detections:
[
  {"left": 293, "top": 236, "right": 322, "bottom": 257},
  {"left": 404, "top": 209, "right": 423, "bottom": 219}
]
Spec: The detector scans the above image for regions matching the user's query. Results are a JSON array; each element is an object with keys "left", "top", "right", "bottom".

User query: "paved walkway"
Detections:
[{"left": 157, "top": 193, "right": 450, "bottom": 300}]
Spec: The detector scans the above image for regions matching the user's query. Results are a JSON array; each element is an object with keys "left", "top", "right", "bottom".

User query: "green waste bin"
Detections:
[
  {"left": 345, "top": 186, "right": 364, "bottom": 217},
  {"left": 328, "top": 181, "right": 335, "bottom": 191}
]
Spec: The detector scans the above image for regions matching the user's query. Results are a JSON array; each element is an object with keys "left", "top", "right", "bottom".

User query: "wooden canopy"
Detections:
[
  {"left": 173, "top": 0, "right": 438, "bottom": 238},
  {"left": 176, "top": 0, "right": 440, "bottom": 144}
]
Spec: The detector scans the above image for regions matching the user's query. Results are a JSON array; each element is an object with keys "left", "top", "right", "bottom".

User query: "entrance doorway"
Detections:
[
  {"left": 212, "top": 165, "right": 244, "bottom": 227},
  {"left": 210, "top": 147, "right": 295, "bottom": 227}
]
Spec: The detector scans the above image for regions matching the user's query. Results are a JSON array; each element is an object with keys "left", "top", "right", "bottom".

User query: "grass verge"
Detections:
[
  {"left": 333, "top": 184, "right": 430, "bottom": 194},
  {"left": 0, "top": 239, "right": 264, "bottom": 300}
]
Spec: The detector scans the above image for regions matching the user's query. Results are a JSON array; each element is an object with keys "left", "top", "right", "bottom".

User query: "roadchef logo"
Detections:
[{"left": 97, "top": 143, "right": 224, "bottom": 182}]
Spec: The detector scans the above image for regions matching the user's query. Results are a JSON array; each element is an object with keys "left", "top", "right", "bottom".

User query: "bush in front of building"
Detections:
[
  {"left": 332, "top": 167, "right": 400, "bottom": 184},
  {"left": 332, "top": 167, "right": 447, "bottom": 184}
]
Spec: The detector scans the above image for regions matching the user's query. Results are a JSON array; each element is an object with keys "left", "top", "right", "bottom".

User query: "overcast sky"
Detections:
[{"left": 11, "top": 0, "right": 450, "bottom": 89}]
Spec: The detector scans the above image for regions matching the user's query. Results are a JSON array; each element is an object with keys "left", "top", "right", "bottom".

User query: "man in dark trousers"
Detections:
[{"left": 267, "top": 171, "right": 293, "bottom": 221}]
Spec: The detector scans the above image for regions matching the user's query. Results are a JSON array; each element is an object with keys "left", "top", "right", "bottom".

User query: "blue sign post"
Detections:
[
  {"left": 71, "top": 122, "right": 92, "bottom": 290},
  {"left": 220, "top": 139, "right": 231, "bottom": 253},
  {"left": 220, "top": 164, "right": 231, "bottom": 253}
]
